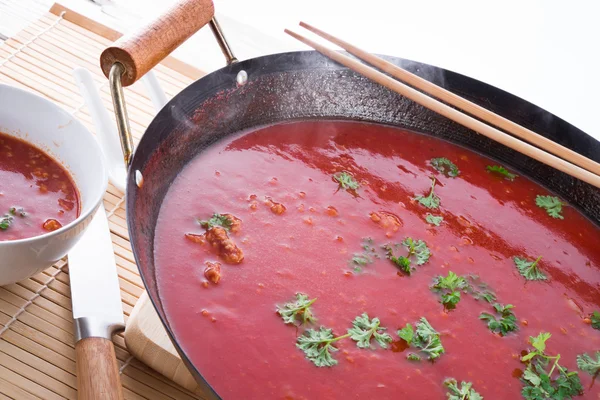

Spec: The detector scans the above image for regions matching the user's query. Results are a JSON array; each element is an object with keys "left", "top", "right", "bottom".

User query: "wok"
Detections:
[{"left": 100, "top": 1, "right": 600, "bottom": 398}]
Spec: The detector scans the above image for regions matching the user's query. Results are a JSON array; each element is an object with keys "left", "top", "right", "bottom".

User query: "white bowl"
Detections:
[{"left": 0, "top": 84, "right": 108, "bottom": 285}]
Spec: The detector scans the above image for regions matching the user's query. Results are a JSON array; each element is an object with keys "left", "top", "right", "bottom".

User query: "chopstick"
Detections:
[
  {"left": 284, "top": 26, "right": 600, "bottom": 189},
  {"left": 298, "top": 22, "right": 600, "bottom": 179}
]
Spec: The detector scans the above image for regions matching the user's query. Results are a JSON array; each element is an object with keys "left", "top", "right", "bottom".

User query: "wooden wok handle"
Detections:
[
  {"left": 76, "top": 337, "right": 124, "bottom": 400},
  {"left": 100, "top": 0, "right": 214, "bottom": 86}
]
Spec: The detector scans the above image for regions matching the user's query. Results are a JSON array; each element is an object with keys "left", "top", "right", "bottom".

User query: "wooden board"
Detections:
[
  {"left": 125, "top": 293, "right": 201, "bottom": 395},
  {"left": 0, "top": 4, "right": 208, "bottom": 399}
]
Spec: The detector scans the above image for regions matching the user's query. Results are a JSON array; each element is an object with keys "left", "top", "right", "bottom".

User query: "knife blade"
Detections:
[{"left": 69, "top": 206, "right": 125, "bottom": 400}]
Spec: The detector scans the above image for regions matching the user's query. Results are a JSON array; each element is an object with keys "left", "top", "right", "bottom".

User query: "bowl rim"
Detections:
[{"left": 0, "top": 83, "right": 108, "bottom": 246}]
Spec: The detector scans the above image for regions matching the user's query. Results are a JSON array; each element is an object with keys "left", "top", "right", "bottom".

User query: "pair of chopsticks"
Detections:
[{"left": 285, "top": 23, "right": 600, "bottom": 189}]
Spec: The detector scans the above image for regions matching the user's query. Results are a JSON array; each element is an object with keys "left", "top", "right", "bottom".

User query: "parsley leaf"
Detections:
[
  {"left": 444, "top": 378, "right": 484, "bottom": 400},
  {"left": 199, "top": 213, "right": 233, "bottom": 231},
  {"left": 277, "top": 293, "right": 317, "bottom": 325},
  {"left": 514, "top": 256, "right": 547, "bottom": 281},
  {"left": 521, "top": 333, "right": 583, "bottom": 399},
  {"left": 296, "top": 327, "right": 350, "bottom": 367},
  {"left": 383, "top": 238, "right": 431, "bottom": 275},
  {"left": 425, "top": 213, "right": 443, "bottom": 226},
  {"left": 397, "top": 323, "right": 414, "bottom": 345},
  {"left": 397, "top": 318, "right": 445, "bottom": 361},
  {"left": 577, "top": 352, "right": 600, "bottom": 377},
  {"left": 8, "top": 206, "right": 26, "bottom": 217},
  {"left": 0, "top": 214, "right": 13, "bottom": 230},
  {"left": 402, "top": 237, "right": 431, "bottom": 265},
  {"left": 348, "top": 313, "right": 393, "bottom": 349},
  {"left": 406, "top": 353, "right": 421, "bottom": 361},
  {"left": 431, "top": 271, "right": 469, "bottom": 310},
  {"left": 350, "top": 238, "right": 379, "bottom": 272},
  {"left": 486, "top": 165, "right": 517, "bottom": 181},
  {"left": 334, "top": 171, "right": 359, "bottom": 191},
  {"left": 536, "top": 195, "right": 565, "bottom": 219},
  {"left": 591, "top": 311, "right": 600, "bottom": 330},
  {"left": 415, "top": 177, "right": 440, "bottom": 209},
  {"left": 479, "top": 303, "right": 518, "bottom": 336},
  {"left": 430, "top": 157, "right": 460, "bottom": 177}
]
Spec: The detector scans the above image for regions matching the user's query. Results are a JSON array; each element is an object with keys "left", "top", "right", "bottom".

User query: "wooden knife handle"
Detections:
[
  {"left": 100, "top": 0, "right": 214, "bottom": 86},
  {"left": 76, "top": 337, "right": 124, "bottom": 400}
]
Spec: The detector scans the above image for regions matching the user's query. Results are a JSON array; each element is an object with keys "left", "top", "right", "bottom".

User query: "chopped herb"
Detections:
[
  {"left": 431, "top": 271, "right": 469, "bottom": 309},
  {"left": 425, "top": 213, "right": 443, "bottom": 226},
  {"left": 467, "top": 275, "right": 497, "bottom": 303},
  {"left": 430, "top": 157, "right": 460, "bottom": 178},
  {"left": 277, "top": 293, "right": 317, "bottom": 325},
  {"left": 444, "top": 378, "right": 484, "bottom": 400},
  {"left": 350, "top": 238, "right": 378, "bottom": 272},
  {"left": 199, "top": 213, "right": 232, "bottom": 231},
  {"left": 486, "top": 165, "right": 517, "bottom": 181},
  {"left": 397, "top": 323, "right": 414, "bottom": 344},
  {"left": 348, "top": 313, "right": 393, "bottom": 349},
  {"left": 414, "top": 177, "right": 440, "bottom": 209},
  {"left": 334, "top": 171, "right": 359, "bottom": 191},
  {"left": 521, "top": 333, "right": 583, "bottom": 399},
  {"left": 591, "top": 311, "right": 600, "bottom": 330},
  {"left": 296, "top": 327, "right": 350, "bottom": 367},
  {"left": 402, "top": 237, "right": 431, "bottom": 265},
  {"left": 479, "top": 303, "right": 518, "bottom": 336},
  {"left": 514, "top": 256, "right": 547, "bottom": 281},
  {"left": 383, "top": 238, "right": 431, "bottom": 275},
  {"left": 8, "top": 206, "right": 26, "bottom": 217},
  {"left": 406, "top": 352, "right": 421, "bottom": 361},
  {"left": 397, "top": 318, "right": 445, "bottom": 361},
  {"left": 536, "top": 195, "right": 565, "bottom": 219},
  {"left": 577, "top": 352, "right": 600, "bottom": 377},
  {"left": 0, "top": 214, "right": 13, "bottom": 230}
]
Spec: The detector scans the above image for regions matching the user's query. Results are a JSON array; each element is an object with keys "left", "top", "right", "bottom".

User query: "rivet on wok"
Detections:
[
  {"left": 135, "top": 170, "right": 144, "bottom": 188},
  {"left": 236, "top": 70, "right": 248, "bottom": 86}
]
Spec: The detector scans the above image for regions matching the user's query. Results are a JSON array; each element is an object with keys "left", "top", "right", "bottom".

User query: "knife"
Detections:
[{"left": 69, "top": 206, "right": 125, "bottom": 400}]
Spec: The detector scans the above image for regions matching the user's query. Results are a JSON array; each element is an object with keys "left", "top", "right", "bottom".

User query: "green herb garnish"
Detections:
[
  {"left": 296, "top": 327, "right": 350, "bottom": 367},
  {"left": 514, "top": 256, "right": 547, "bottom": 281},
  {"left": 199, "top": 213, "right": 232, "bottom": 230},
  {"left": 0, "top": 214, "right": 13, "bottom": 230},
  {"left": 277, "top": 293, "right": 317, "bottom": 325},
  {"left": 479, "top": 303, "right": 518, "bottom": 336},
  {"left": 397, "top": 317, "right": 445, "bottom": 361},
  {"left": 431, "top": 271, "right": 469, "bottom": 310},
  {"left": 536, "top": 195, "right": 565, "bottom": 219},
  {"left": 415, "top": 177, "right": 440, "bottom": 209},
  {"left": 444, "top": 378, "right": 483, "bottom": 400},
  {"left": 591, "top": 311, "right": 600, "bottom": 330},
  {"left": 486, "top": 165, "right": 517, "bottom": 181},
  {"left": 521, "top": 333, "right": 583, "bottom": 399},
  {"left": 425, "top": 213, "right": 443, "bottom": 226},
  {"left": 430, "top": 157, "right": 460, "bottom": 177},
  {"left": 9, "top": 206, "right": 26, "bottom": 217},
  {"left": 577, "top": 352, "right": 600, "bottom": 377},
  {"left": 350, "top": 238, "right": 378, "bottom": 272},
  {"left": 334, "top": 171, "right": 359, "bottom": 191},
  {"left": 348, "top": 313, "right": 393, "bottom": 349},
  {"left": 402, "top": 237, "right": 431, "bottom": 265}
]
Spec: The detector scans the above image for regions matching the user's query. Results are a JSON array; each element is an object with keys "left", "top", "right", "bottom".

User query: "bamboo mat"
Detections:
[{"left": 0, "top": 9, "right": 206, "bottom": 400}]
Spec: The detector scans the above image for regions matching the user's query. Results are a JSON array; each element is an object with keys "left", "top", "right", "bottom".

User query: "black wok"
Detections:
[{"left": 100, "top": 2, "right": 600, "bottom": 398}]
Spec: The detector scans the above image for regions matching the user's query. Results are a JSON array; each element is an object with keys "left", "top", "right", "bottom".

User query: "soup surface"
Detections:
[
  {"left": 155, "top": 121, "right": 600, "bottom": 399},
  {"left": 0, "top": 132, "right": 79, "bottom": 241}
]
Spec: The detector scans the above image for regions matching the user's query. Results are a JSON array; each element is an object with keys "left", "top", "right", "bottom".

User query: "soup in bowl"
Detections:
[{"left": 0, "top": 84, "right": 107, "bottom": 285}]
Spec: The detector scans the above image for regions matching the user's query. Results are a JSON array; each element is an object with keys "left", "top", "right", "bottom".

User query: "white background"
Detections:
[{"left": 6, "top": 0, "right": 600, "bottom": 137}]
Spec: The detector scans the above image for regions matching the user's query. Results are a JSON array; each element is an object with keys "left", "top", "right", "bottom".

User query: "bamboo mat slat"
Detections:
[{"left": 0, "top": 8, "right": 205, "bottom": 400}]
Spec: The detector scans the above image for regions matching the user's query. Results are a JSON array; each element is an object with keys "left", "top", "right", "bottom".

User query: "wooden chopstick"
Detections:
[
  {"left": 284, "top": 27, "right": 600, "bottom": 189},
  {"left": 298, "top": 22, "right": 600, "bottom": 179}
]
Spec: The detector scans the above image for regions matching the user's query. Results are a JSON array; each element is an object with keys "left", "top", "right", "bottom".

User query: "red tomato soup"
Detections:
[
  {"left": 154, "top": 121, "right": 600, "bottom": 399},
  {"left": 0, "top": 133, "right": 79, "bottom": 241}
]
